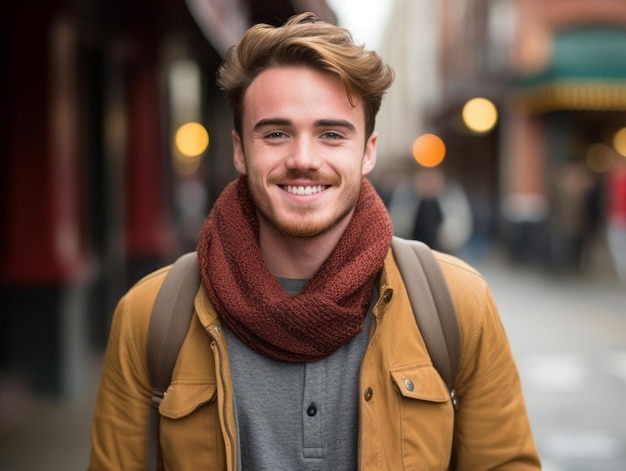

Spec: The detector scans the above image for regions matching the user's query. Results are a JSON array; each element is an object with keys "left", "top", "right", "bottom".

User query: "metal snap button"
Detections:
[{"left": 404, "top": 379, "right": 414, "bottom": 392}]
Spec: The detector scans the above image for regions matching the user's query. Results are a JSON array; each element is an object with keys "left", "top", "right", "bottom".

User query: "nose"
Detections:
[{"left": 286, "top": 136, "right": 321, "bottom": 170}]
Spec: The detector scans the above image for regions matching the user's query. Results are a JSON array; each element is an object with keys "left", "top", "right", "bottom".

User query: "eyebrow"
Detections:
[
  {"left": 252, "top": 118, "right": 357, "bottom": 133},
  {"left": 315, "top": 119, "right": 356, "bottom": 132},
  {"left": 253, "top": 118, "right": 291, "bottom": 131}
]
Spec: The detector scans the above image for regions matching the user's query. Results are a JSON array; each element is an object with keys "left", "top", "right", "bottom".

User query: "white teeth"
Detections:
[{"left": 285, "top": 185, "right": 325, "bottom": 195}]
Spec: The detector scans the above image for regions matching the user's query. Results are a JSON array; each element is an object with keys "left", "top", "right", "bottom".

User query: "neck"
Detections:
[{"left": 258, "top": 219, "right": 350, "bottom": 279}]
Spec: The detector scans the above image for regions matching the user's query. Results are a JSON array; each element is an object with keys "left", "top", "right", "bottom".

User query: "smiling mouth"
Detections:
[{"left": 280, "top": 184, "right": 328, "bottom": 195}]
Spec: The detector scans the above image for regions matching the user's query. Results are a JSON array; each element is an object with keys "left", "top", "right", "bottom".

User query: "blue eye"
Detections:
[{"left": 266, "top": 131, "right": 286, "bottom": 139}]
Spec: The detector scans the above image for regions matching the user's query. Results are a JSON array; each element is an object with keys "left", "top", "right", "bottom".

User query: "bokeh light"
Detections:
[
  {"left": 586, "top": 143, "right": 614, "bottom": 173},
  {"left": 462, "top": 97, "right": 498, "bottom": 134},
  {"left": 412, "top": 133, "right": 446, "bottom": 167},
  {"left": 613, "top": 127, "right": 626, "bottom": 156},
  {"left": 175, "top": 122, "right": 209, "bottom": 157}
]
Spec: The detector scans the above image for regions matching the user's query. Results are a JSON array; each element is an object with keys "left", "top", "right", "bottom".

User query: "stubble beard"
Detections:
[{"left": 250, "top": 172, "right": 362, "bottom": 239}]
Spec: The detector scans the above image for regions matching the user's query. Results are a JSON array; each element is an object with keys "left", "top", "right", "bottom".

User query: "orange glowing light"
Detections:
[
  {"left": 613, "top": 127, "right": 626, "bottom": 157},
  {"left": 175, "top": 122, "right": 209, "bottom": 157},
  {"left": 412, "top": 134, "right": 446, "bottom": 167}
]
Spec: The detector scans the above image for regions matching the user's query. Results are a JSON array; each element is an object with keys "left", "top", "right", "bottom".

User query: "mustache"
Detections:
[{"left": 270, "top": 170, "right": 342, "bottom": 185}]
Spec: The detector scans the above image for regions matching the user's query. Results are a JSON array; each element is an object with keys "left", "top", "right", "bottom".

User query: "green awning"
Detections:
[{"left": 513, "top": 27, "right": 626, "bottom": 113}]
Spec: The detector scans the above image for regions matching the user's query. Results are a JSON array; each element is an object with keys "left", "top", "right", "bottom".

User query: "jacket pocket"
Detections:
[
  {"left": 390, "top": 363, "right": 454, "bottom": 470},
  {"left": 159, "top": 381, "right": 217, "bottom": 418},
  {"left": 158, "top": 381, "right": 224, "bottom": 469}
]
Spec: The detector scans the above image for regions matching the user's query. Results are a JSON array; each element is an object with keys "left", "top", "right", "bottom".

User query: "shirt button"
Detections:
[
  {"left": 306, "top": 404, "right": 317, "bottom": 416},
  {"left": 364, "top": 387, "right": 373, "bottom": 401},
  {"left": 382, "top": 290, "right": 393, "bottom": 303}
]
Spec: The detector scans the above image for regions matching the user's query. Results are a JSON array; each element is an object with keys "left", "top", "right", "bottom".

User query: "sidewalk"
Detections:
[
  {"left": 0, "top": 354, "right": 103, "bottom": 471},
  {"left": 477, "top": 255, "right": 626, "bottom": 471}
]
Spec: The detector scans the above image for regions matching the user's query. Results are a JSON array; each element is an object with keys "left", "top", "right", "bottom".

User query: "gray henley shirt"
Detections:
[{"left": 225, "top": 278, "right": 376, "bottom": 470}]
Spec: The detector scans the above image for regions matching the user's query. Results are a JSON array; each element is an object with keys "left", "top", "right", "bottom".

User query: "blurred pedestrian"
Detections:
[
  {"left": 552, "top": 161, "right": 596, "bottom": 271},
  {"left": 89, "top": 13, "right": 540, "bottom": 470},
  {"left": 389, "top": 165, "right": 473, "bottom": 255},
  {"left": 606, "top": 155, "right": 626, "bottom": 283}
]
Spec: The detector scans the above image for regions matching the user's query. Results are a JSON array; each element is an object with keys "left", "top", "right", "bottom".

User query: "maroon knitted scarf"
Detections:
[{"left": 197, "top": 176, "right": 393, "bottom": 362}]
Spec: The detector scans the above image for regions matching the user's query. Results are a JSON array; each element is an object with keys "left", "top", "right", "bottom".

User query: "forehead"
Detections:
[{"left": 241, "top": 66, "right": 364, "bottom": 128}]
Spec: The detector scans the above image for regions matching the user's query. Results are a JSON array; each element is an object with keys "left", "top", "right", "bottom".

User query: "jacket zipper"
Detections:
[{"left": 209, "top": 326, "right": 238, "bottom": 471}]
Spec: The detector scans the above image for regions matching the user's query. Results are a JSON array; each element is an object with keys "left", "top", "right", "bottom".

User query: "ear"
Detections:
[
  {"left": 361, "top": 131, "right": 377, "bottom": 176},
  {"left": 232, "top": 130, "right": 247, "bottom": 175}
]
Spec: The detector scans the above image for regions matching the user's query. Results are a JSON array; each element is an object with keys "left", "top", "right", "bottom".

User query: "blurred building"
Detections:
[
  {"left": 422, "top": 0, "right": 626, "bottom": 269},
  {"left": 0, "top": 0, "right": 335, "bottom": 396},
  {"left": 375, "top": 0, "right": 441, "bottom": 165}
]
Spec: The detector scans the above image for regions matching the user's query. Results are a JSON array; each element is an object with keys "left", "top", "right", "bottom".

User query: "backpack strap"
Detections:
[
  {"left": 391, "top": 236, "right": 460, "bottom": 410},
  {"left": 146, "top": 251, "right": 199, "bottom": 471}
]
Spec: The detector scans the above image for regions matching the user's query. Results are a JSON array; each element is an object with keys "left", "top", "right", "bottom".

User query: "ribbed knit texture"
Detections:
[{"left": 197, "top": 176, "right": 393, "bottom": 362}]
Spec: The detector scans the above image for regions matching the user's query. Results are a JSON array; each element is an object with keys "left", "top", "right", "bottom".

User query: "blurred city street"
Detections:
[
  {"left": 3, "top": 0, "right": 626, "bottom": 470},
  {"left": 480, "top": 256, "right": 626, "bottom": 471},
  {"left": 1, "top": 252, "right": 625, "bottom": 471}
]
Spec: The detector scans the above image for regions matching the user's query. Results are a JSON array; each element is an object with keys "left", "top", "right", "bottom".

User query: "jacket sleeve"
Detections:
[
  {"left": 88, "top": 271, "right": 164, "bottom": 470},
  {"left": 444, "top": 261, "right": 541, "bottom": 470}
]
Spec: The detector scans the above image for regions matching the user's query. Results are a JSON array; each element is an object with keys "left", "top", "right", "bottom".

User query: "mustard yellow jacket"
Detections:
[{"left": 89, "top": 250, "right": 541, "bottom": 470}]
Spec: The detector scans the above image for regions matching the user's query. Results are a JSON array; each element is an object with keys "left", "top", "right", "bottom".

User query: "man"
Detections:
[{"left": 89, "top": 13, "right": 541, "bottom": 470}]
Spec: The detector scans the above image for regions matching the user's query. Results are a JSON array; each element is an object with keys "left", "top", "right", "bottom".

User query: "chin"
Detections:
[
  {"left": 271, "top": 222, "right": 334, "bottom": 239},
  {"left": 269, "top": 211, "right": 351, "bottom": 239}
]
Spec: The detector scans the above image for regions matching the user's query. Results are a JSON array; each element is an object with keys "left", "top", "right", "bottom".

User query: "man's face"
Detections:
[{"left": 232, "top": 65, "right": 377, "bottom": 239}]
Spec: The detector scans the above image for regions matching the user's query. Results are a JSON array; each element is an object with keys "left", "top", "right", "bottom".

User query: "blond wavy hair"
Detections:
[{"left": 217, "top": 12, "right": 395, "bottom": 138}]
